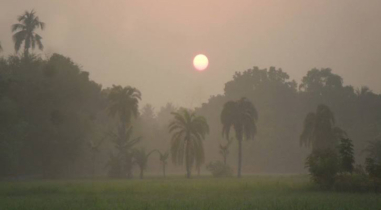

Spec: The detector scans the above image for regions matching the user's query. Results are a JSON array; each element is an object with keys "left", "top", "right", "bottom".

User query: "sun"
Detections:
[{"left": 193, "top": 54, "right": 209, "bottom": 71}]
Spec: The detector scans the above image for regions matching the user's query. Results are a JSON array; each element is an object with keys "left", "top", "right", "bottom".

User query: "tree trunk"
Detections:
[
  {"left": 23, "top": 48, "right": 29, "bottom": 58},
  {"left": 163, "top": 164, "right": 166, "bottom": 178},
  {"left": 224, "top": 156, "right": 227, "bottom": 165},
  {"left": 140, "top": 167, "right": 144, "bottom": 179},
  {"left": 185, "top": 140, "right": 191, "bottom": 179},
  {"left": 238, "top": 138, "right": 242, "bottom": 178}
]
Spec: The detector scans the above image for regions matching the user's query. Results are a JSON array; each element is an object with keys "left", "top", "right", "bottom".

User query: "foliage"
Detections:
[
  {"left": 107, "top": 127, "right": 141, "bottom": 178},
  {"left": 334, "top": 174, "right": 376, "bottom": 192},
  {"left": 337, "top": 138, "right": 354, "bottom": 174},
  {"left": 305, "top": 149, "right": 339, "bottom": 189},
  {"left": 206, "top": 161, "right": 233, "bottom": 177},
  {"left": 0, "top": 54, "right": 104, "bottom": 178},
  {"left": 169, "top": 109, "right": 209, "bottom": 178},
  {"left": 365, "top": 158, "right": 381, "bottom": 180},
  {"left": 300, "top": 104, "right": 346, "bottom": 151},
  {"left": 364, "top": 140, "right": 381, "bottom": 163},
  {"left": 108, "top": 85, "right": 141, "bottom": 126},
  {"left": 107, "top": 85, "right": 141, "bottom": 178},
  {"left": 221, "top": 97, "right": 258, "bottom": 177},
  {"left": 132, "top": 148, "right": 157, "bottom": 179},
  {"left": 12, "top": 10, "right": 45, "bottom": 56},
  {"left": 219, "top": 137, "right": 233, "bottom": 165}
]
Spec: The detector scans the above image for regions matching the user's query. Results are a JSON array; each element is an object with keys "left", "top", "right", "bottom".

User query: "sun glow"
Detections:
[{"left": 193, "top": 54, "right": 209, "bottom": 71}]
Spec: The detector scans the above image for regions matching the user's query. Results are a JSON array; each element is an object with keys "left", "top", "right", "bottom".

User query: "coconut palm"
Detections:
[
  {"left": 169, "top": 109, "right": 209, "bottom": 178},
  {"left": 219, "top": 137, "right": 233, "bottom": 165},
  {"left": 300, "top": 104, "right": 346, "bottom": 151},
  {"left": 221, "top": 97, "right": 258, "bottom": 178},
  {"left": 12, "top": 10, "right": 45, "bottom": 57},
  {"left": 132, "top": 148, "right": 157, "bottom": 179}
]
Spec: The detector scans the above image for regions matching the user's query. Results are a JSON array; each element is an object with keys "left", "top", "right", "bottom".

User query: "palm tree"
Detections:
[
  {"left": 169, "top": 109, "right": 209, "bottom": 178},
  {"left": 108, "top": 85, "right": 141, "bottom": 126},
  {"left": 219, "top": 137, "right": 233, "bottom": 165},
  {"left": 12, "top": 10, "right": 45, "bottom": 57},
  {"left": 221, "top": 97, "right": 258, "bottom": 178},
  {"left": 132, "top": 148, "right": 157, "bottom": 179},
  {"left": 108, "top": 85, "right": 141, "bottom": 178},
  {"left": 158, "top": 151, "right": 169, "bottom": 177},
  {"left": 300, "top": 104, "right": 346, "bottom": 151}
]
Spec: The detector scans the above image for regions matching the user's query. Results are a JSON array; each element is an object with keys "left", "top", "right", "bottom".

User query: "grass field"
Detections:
[{"left": 1, "top": 175, "right": 380, "bottom": 210}]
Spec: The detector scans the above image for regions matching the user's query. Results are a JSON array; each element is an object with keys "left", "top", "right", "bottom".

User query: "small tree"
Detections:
[
  {"left": 219, "top": 137, "right": 233, "bottom": 165},
  {"left": 338, "top": 138, "right": 354, "bottom": 174},
  {"left": 305, "top": 149, "right": 339, "bottom": 189},
  {"left": 158, "top": 151, "right": 169, "bottom": 178},
  {"left": 132, "top": 148, "right": 157, "bottom": 179}
]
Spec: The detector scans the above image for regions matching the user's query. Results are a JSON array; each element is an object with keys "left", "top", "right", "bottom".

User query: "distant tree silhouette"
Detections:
[
  {"left": 364, "top": 140, "right": 381, "bottom": 163},
  {"left": 133, "top": 148, "right": 157, "bottom": 179},
  {"left": 107, "top": 127, "right": 141, "bottom": 178},
  {"left": 338, "top": 138, "right": 354, "bottom": 174},
  {"left": 169, "top": 109, "right": 209, "bottom": 178},
  {"left": 158, "top": 151, "right": 169, "bottom": 177},
  {"left": 12, "top": 10, "right": 45, "bottom": 57},
  {"left": 0, "top": 42, "right": 2, "bottom": 52},
  {"left": 221, "top": 97, "right": 258, "bottom": 178},
  {"left": 108, "top": 85, "right": 141, "bottom": 178},
  {"left": 300, "top": 104, "right": 346, "bottom": 151},
  {"left": 219, "top": 137, "right": 233, "bottom": 165}
]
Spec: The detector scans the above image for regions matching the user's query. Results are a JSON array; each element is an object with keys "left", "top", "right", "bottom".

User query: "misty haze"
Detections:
[{"left": 0, "top": 1, "right": 381, "bottom": 210}]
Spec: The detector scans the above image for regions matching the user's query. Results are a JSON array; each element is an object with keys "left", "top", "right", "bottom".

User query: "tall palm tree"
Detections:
[
  {"left": 221, "top": 97, "right": 258, "bottom": 178},
  {"left": 300, "top": 104, "right": 346, "bottom": 151},
  {"left": 108, "top": 85, "right": 141, "bottom": 137},
  {"left": 108, "top": 86, "right": 141, "bottom": 178},
  {"left": 12, "top": 10, "right": 45, "bottom": 57},
  {"left": 169, "top": 109, "right": 209, "bottom": 178},
  {"left": 132, "top": 148, "right": 157, "bottom": 179}
]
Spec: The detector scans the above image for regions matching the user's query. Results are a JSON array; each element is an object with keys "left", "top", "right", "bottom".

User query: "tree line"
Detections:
[{"left": 0, "top": 11, "right": 381, "bottom": 185}]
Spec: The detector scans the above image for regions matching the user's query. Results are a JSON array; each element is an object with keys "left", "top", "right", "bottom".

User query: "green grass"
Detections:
[{"left": 0, "top": 175, "right": 380, "bottom": 210}]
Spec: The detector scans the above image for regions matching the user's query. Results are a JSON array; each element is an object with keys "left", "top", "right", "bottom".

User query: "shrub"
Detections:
[
  {"left": 334, "top": 174, "right": 374, "bottom": 192},
  {"left": 206, "top": 161, "right": 233, "bottom": 177},
  {"left": 365, "top": 157, "right": 381, "bottom": 190},
  {"left": 305, "top": 149, "right": 339, "bottom": 189}
]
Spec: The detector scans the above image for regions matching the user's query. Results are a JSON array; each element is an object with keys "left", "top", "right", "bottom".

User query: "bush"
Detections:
[
  {"left": 206, "top": 161, "right": 233, "bottom": 177},
  {"left": 334, "top": 174, "right": 374, "bottom": 192},
  {"left": 305, "top": 149, "right": 339, "bottom": 189}
]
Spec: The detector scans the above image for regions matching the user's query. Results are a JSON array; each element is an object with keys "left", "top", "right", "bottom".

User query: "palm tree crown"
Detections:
[
  {"left": 12, "top": 10, "right": 45, "bottom": 56},
  {"left": 108, "top": 85, "right": 141, "bottom": 125},
  {"left": 169, "top": 109, "right": 209, "bottom": 178},
  {"left": 300, "top": 104, "right": 346, "bottom": 151},
  {"left": 221, "top": 97, "right": 258, "bottom": 177}
]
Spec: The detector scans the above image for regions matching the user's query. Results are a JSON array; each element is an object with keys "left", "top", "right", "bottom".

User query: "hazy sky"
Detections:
[{"left": 1, "top": 0, "right": 381, "bottom": 109}]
